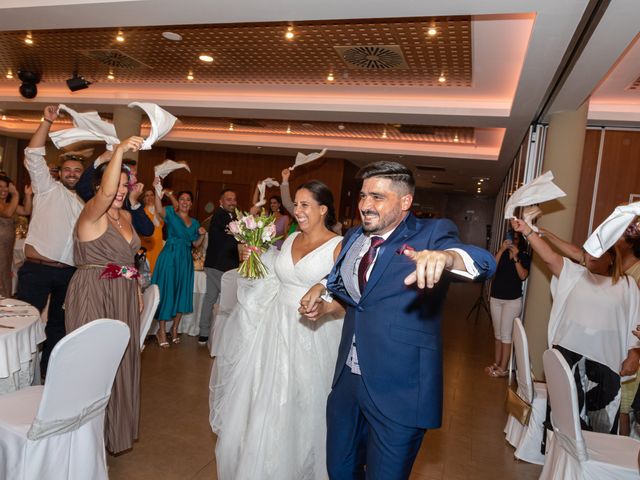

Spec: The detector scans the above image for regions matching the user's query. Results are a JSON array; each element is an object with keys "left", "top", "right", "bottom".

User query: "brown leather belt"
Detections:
[{"left": 26, "top": 257, "right": 72, "bottom": 268}]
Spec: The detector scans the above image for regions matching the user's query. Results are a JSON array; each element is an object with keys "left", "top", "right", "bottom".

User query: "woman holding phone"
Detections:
[{"left": 485, "top": 230, "right": 530, "bottom": 377}]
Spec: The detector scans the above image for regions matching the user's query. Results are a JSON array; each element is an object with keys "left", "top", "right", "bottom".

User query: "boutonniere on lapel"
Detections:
[{"left": 397, "top": 243, "right": 415, "bottom": 255}]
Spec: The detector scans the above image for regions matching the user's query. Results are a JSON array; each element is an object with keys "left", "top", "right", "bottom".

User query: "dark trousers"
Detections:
[
  {"left": 16, "top": 261, "right": 76, "bottom": 376},
  {"left": 326, "top": 367, "right": 426, "bottom": 479}
]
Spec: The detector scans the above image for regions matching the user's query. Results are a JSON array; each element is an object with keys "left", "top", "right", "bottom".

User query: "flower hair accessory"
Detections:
[{"left": 100, "top": 263, "right": 140, "bottom": 280}]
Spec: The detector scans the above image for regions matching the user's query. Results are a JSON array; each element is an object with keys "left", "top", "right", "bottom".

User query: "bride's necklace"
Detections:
[{"left": 107, "top": 211, "right": 123, "bottom": 229}]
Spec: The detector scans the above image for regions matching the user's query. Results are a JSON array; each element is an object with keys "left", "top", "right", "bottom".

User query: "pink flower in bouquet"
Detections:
[
  {"left": 243, "top": 215, "right": 257, "bottom": 230},
  {"left": 228, "top": 221, "right": 240, "bottom": 235},
  {"left": 262, "top": 224, "right": 276, "bottom": 242},
  {"left": 262, "top": 223, "right": 277, "bottom": 242}
]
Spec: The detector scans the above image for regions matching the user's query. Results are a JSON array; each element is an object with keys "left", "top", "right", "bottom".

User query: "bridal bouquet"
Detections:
[{"left": 227, "top": 209, "right": 281, "bottom": 279}]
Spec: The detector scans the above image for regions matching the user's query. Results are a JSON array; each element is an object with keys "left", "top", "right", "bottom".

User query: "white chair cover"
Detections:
[
  {"left": 0, "top": 319, "right": 130, "bottom": 480},
  {"left": 503, "top": 318, "right": 547, "bottom": 465},
  {"left": 540, "top": 349, "right": 640, "bottom": 480},
  {"left": 140, "top": 285, "right": 160, "bottom": 350},
  {"left": 209, "top": 268, "right": 240, "bottom": 357}
]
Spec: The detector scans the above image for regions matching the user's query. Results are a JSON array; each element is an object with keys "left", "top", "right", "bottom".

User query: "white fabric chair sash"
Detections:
[
  {"left": 552, "top": 428, "right": 588, "bottom": 462},
  {"left": 27, "top": 394, "right": 109, "bottom": 440}
]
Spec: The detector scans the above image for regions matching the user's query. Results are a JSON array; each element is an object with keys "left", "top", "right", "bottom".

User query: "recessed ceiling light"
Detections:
[
  {"left": 381, "top": 128, "right": 388, "bottom": 139},
  {"left": 228, "top": 122, "right": 234, "bottom": 131},
  {"left": 24, "top": 34, "right": 33, "bottom": 45},
  {"left": 107, "top": 71, "right": 115, "bottom": 80},
  {"left": 301, "top": 123, "right": 313, "bottom": 128},
  {"left": 6, "top": 70, "right": 13, "bottom": 79},
  {"left": 285, "top": 26, "right": 295, "bottom": 40},
  {"left": 338, "top": 123, "right": 345, "bottom": 131},
  {"left": 453, "top": 134, "right": 459, "bottom": 143},
  {"left": 187, "top": 72, "right": 194, "bottom": 81},
  {"left": 427, "top": 28, "right": 437, "bottom": 36},
  {"left": 286, "top": 124, "right": 291, "bottom": 134},
  {"left": 327, "top": 73, "right": 335, "bottom": 82},
  {"left": 162, "top": 31, "right": 183, "bottom": 41},
  {"left": 438, "top": 75, "right": 446, "bottom": 83},
  {"left": 40, "top": 116, "right": 44, "bottom": 122},
  {"left": 116, "top": 31, "right": 125, "bottom": 43},
  {"left": 1, "top": 115, "right": 6, "bottom": 121},
  {"left": 199, "top": 54, "right": 214, "bottom": 63}
]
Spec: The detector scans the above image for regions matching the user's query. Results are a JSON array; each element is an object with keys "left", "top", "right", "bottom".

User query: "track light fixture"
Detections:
[{"left": 66, "top": 73, "right": 91, "bottom": 92}]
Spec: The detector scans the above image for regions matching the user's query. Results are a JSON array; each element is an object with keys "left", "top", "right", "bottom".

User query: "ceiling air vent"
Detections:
[
  {"left": 334, "top": 45, "right": 408, "bottom": 70},
  {"left": 416, "top": 165, "right": 446, "bottom": 172},
  {"left": 230, "top": 119, "right": 265, "bottom": 128},
  {"left": 432, "top": 181, "right": 454, "bottom": 186},
  {"left": 397, "top": 125, "right": 436, "bottom": 135},
  {"left": 79, "top": 49, "right": 151, "bottom": 70}
]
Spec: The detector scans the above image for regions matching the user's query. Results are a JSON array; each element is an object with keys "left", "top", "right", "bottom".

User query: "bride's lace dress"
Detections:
[{"left": 209, "top": 232, "right": 343, "bottom": 480}]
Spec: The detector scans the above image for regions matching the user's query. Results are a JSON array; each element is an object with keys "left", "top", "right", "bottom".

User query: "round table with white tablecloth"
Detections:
[{"left": 0, "top": 298, "right": 44, "bottom": 394}]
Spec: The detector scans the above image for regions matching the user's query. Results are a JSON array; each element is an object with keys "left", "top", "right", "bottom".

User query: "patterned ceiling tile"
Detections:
[{"left": 0, "top": 17, "right": 471, "bottom": 87}]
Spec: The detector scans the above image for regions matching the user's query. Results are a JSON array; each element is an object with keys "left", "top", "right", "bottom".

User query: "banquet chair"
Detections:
[
  {"left": 540, "top": 348, "right": 640, "bottom": 479},
  {"left": 0, "top": 319, "right": 130, "bottom": 480},
  {"left": 209, "top": 268, "right": 239, "bottom": 356},
  {"left": 504, "top": 318, "right": 547, "bottom": 465},
  {"left": 140, "top": 284, "right": 160, "bottom": 351}
]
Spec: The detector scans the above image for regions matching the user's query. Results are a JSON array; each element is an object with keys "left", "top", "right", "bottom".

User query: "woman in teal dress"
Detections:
[{"left": 151, "top": 178, "right": 206, "bottom": 347}]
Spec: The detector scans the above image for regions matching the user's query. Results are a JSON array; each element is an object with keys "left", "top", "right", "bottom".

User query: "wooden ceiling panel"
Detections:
[
  {"left": 0, "top": 110, "right": 475, "bottom": 144},
  {"left": 0, "top": 17, "right": 472, "bottom": 87}
]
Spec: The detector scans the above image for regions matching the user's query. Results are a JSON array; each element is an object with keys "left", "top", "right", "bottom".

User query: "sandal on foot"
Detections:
[
  {"left": 484, "top": 364, "right": 498, "bottom": 374},
  {"left": 156, "top": 333, "right": 170, "bottom": 349},
  {"left": 489, "top": 368, "right": 508, "bottom": 378},
  {"left": 171, "top": 333, "right": 181, "bottom": 344}
]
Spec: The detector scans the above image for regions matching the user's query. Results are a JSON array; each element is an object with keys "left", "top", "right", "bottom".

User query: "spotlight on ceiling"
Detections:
[
  {"left": 17, "top": 70, "right": 40, "bottom": 99},
  {"left": 66, "top": 74, "right": 91, "bottom": 92}
]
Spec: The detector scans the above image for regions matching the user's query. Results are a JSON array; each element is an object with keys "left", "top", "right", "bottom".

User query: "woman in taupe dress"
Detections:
[
  {"left": 64, "top": 136, "right": 144, "bottom": 454},
  {"left": 0, "top": 176, "right": 32, "bottom": 297}
]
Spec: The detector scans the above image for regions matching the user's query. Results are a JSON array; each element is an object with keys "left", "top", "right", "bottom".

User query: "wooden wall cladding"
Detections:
[
  {"left": 572, "top": 129, "right": 601, "bottom": 244},
  {"left": 573, "top": 129, "right": 640, "bottom": 243},
  {"left": 136, "top": 148, "right": 345, "bottom": 222}
]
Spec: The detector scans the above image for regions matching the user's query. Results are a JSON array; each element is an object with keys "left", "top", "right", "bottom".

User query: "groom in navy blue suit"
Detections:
[{"left": 301, "top": 161, "right": 495, "bottom": 479}]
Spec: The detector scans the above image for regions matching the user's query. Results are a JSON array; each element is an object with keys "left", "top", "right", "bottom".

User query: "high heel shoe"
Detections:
[{"left": 156, "top": 332, "right": 170, "bottom": 349}]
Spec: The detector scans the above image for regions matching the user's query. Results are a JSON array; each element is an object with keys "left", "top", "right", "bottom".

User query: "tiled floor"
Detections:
[{"left": 108, "top": 283, "right": 542, "bottom": 479}]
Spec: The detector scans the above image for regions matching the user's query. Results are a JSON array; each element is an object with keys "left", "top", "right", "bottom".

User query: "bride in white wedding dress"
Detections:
[{"left": 209, "top": 180, "right": 343, "bottom": 480}]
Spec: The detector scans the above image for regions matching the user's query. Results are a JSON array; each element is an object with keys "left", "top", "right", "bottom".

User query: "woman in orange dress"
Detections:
[{"left": 141, "top": 189, "right": 164, "bottom": 272}]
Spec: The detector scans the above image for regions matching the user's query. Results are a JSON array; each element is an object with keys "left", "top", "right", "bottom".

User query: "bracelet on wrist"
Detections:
[
  {"left": 43, "top": 118, "right": 53, "bottom": 125},
  {"left": 523, "top": 230, "right": 534, "bottom": 239}
]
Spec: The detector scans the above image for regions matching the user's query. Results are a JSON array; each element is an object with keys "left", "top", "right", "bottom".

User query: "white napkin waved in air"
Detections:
[
  {"left": 50, "top": 103, "right": 176, "bottom": 151},
  {"left": 153, "top": 160, "right": 191, "bottom": 197},
  {"left": 504, "top": 171, "right": 566, "bottom": 220},
  {"left": 128, "top": 102, "right": 177, "bottom": 150},
  {"left": 254, "top": 178, "right": 280, "bottom": 208},
  {"left": 583, "top": 202, "right": 640, "bottom": 257},
  {"left": 522, "top": 205, "right": 543, "bottom": 233},
  {"left": 289, "top": 148, "right": 327, "bottom": 171},
  {"left": 49, "top": 105, "right": 120, "bottom": 150}
]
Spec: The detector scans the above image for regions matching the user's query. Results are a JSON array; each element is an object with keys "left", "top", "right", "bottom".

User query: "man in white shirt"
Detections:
[{"left": 16, "top": 106, "right": 84, "bottom": 377}]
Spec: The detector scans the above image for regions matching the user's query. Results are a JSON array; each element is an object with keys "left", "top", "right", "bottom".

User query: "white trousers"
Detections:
[{"left": 489, "top": 297, "right": 522, "bottom": 343}]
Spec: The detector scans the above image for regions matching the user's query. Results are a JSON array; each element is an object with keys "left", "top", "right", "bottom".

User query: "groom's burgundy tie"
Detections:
[{"left": 358, "top": 236, "right": 385, "bottom": 292}]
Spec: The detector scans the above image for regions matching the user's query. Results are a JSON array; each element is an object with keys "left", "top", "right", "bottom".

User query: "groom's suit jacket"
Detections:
[{"left": 326, "top": 213, "right": 495, "bottom": 429}]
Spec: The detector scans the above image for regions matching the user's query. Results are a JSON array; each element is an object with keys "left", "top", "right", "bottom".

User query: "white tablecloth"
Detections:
[
  {"left": 180, "top": 270, "right": 206, "bottom": 336},
  {"left": 12, "top": 238, "right": 25, "bottom": 296},
  {"left": 0, "top": 299, "right": 44, "bottom": 394},
  {"left": 151, "top": 270, "right": 207, "bottom": 337}
]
